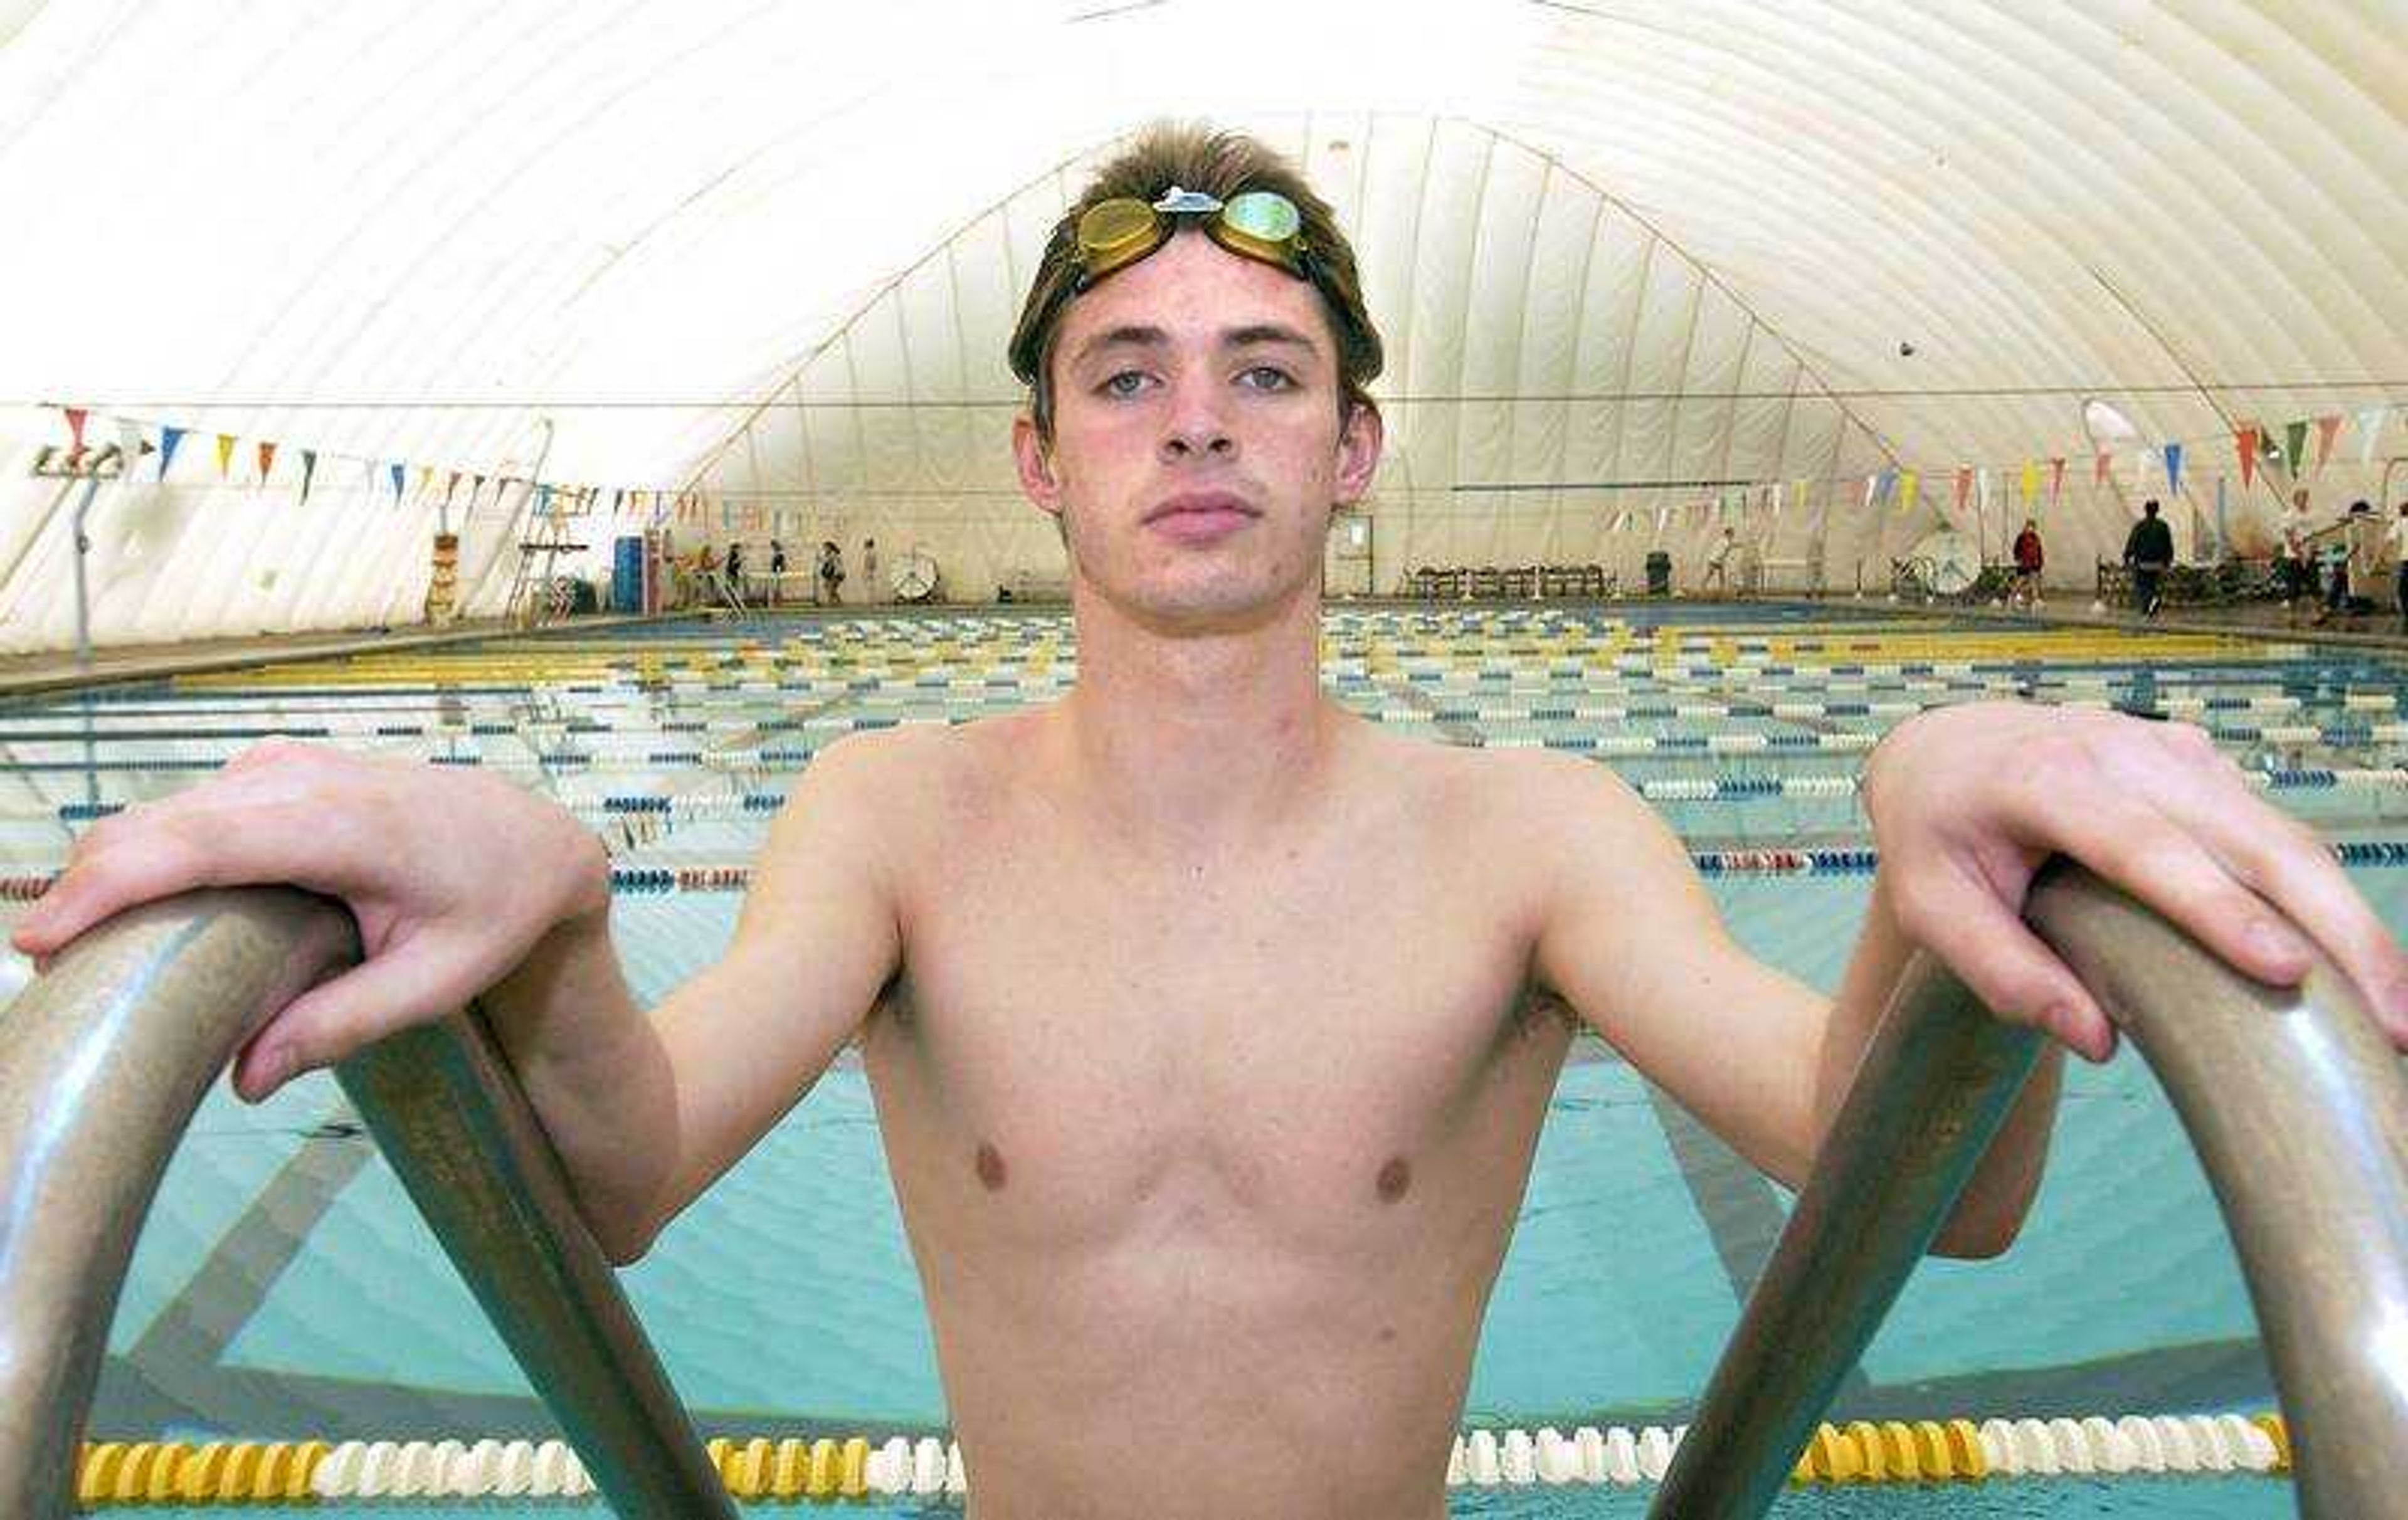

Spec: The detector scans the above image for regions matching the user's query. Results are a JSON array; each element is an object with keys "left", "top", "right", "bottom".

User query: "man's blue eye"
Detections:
[
  {"left": 1238, "top": 366, "right": 1294, "bottom": 391},
  {"left": 1101, "top": 371, "right": 1150, "bottom": 398}
]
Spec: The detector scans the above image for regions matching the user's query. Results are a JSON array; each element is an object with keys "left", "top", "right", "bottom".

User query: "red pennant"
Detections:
[
  {"left": 63, "top": 407, "right": 87, "bottom": 453},
  {"left": 2236, "top": 425, "right": 2258, "bottom": 490},
  {"left": 1953, "top": 467, "right": 1972, "bottom": 512},
  {"left": 2315, "top": 414, "right": 2343, "bottom": 473},
  {"left": 256, "top": 441, "right": 277, "bottom": 485},
  {"left": 2049, "top": 457, "right": 2066, "bottom": 505},
  {"left": 2093, "top": 452, "right": 2112, "bottom": 487}
]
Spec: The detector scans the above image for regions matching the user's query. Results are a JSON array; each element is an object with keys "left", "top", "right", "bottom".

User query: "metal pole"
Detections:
[
  {"left": 70, "top": 474, "right": 102, "bottom": 667},
  {"left": 0, "top": 890, "right": 739, "bottom": 1519},
  {"left": 1650, "top": 860, "right": 2408, "bottom": 1518}
]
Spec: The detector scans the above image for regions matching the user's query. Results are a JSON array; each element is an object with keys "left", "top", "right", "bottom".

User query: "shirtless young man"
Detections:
[{"left": 16, "top": 127, "right": 2408, "bottom": 1520}]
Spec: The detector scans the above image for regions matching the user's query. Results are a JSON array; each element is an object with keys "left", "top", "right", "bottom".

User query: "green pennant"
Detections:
[{"left": 2283, "top": 419, "right": 2309, "bottom": 475}]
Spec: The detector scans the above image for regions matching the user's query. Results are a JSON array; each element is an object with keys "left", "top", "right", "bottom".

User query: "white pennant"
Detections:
[{"left": 2360, "top": 407, "right": 2389, "bottom": 467}]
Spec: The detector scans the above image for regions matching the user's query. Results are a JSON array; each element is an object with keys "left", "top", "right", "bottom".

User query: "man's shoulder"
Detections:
[{"left": 1348, "top": 726, "right": 1645, "bottom": 840}]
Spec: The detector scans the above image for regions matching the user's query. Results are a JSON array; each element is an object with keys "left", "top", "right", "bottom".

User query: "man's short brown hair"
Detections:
[{"left": 1007, "top": 122, "right": 1383, "bottom": 441}]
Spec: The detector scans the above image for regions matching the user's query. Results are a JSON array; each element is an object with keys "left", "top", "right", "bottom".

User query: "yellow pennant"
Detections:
[
  {"left": 1899, "top": 471, "right": 1920, "bottom": 514},
  {"left": 214, "top": 434, "right": 235, "bottom": 480}
]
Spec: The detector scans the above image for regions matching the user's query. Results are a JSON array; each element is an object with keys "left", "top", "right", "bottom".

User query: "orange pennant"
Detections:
[
  {"left": 255, "top": 441, "right": 277, "bottom": 485},
  {"left": 63, "top": 407, "right": 87, "bottom": 453},
  {"left": 2236, "top": 425, "right": 2258, "bottom": 490}
]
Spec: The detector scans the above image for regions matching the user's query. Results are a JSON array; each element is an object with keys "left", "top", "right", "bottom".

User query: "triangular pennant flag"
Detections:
[
  {"left": 117, "top": 419, "right": 143, "bottom": 475},
  {"left": 1608, "top": 509, "right": 1630, "bottom": 533},
  {"left": 2093, "top": 451, "right": 2113, "bottom": 488},
  {"left": 443, "top": 470, "right": 459, "bottom": 505},
  {"left": 389, "top": 463, "right": 406, "bottom": 500},
  {"left": 1954, "top": 467, "right": 1972, "bottom": 512},
  {"left": 1862, "top": 475, "right": 1879, "bottom": 512},
  {"left": 215, "top": 434, "right": 236, "bottom": 479},
  {"left": 537, "top": 483, "right": 552, "bottom": 512},
  {"left": 63, "top": 407, "right": 88, "bottom": 454},
  {"left": 158, "top": 426, "right": 186, "bottom": 479},
  {"left": 2215, "top": 475, "right": 2229, "bottom": 556},
  {"left": 2049, "top": 457, "right": 2066, "bottom": 507},
  {"left": 2019, "top": 459, "right": 2039, "bottom": 505},
  {"left": 2284, "top": 420, "right": 2310, "bottom": 476},
  {"left": 2362, "top": 408, "right": 2389, "bottom": 466},
  {"left": 2163, "top": 441, "right": 2184, "bottom": 494},
  {"left": 2315, "top": 414, "right": 2343, "bottom": 472},
  {"left": 1899, "top": 471, "right": 1919, "bottom": 514},
  {"left": 255, "top": 440, "right": 277, "bottom": 486},
  {"left": 298, "top": 448, "right": 317, "bottom": 505},
  {"left": 611, "top": 488, "right": 625, "bottom": 516},
  {"left": 1976, "top": 466, "right": 1993, "bottom": 511},
  {"left": 2236, "top": 426, "right": 2258, "bottom": 490}
]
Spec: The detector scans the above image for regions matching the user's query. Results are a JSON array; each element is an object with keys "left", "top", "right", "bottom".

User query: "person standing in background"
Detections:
[
  {"left": 2277, "top": 490, "right": 2313, "bottom": 626},
  {"left": 768, "top": 540, "right": 789, "bottom": 606},
  {"left": 862, "top": 539, "right": 881, "bottom": 606},
  {"left": 2121, "top": 500, "right": 2173, "bottom": 617},
  {"left": 2010, "top": 519, "right": 2045, "bottom": 611},
  {"left": 818, "top": 541, "right": 846, "bottom": 606},
  {"left": 2389, "top": 502, "right": 2408, "bottom": 634}
]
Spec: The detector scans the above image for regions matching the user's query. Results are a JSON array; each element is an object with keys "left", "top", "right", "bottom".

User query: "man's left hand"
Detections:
[{"left": 1862, "top": 701, "right": 2408, "bottom": 1061}]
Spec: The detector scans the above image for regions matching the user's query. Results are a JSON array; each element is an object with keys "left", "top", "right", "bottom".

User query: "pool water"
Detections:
[{"left": 8, "top": 603, "right": 2399, "bottom": 1516}]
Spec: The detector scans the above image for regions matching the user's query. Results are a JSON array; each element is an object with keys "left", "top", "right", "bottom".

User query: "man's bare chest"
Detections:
[{"left": 860, "top": 848, "right": 1573, "bottom": 1253}]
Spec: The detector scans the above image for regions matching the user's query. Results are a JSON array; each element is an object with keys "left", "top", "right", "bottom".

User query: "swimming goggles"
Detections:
[{"left": 1072, "top": 185, "right": 1313, "bottom": 290}]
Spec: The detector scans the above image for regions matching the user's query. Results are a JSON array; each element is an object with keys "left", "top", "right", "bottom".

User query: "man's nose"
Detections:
[{"left": 1158, "top": 375, "right": 1235, "bottom": 462}]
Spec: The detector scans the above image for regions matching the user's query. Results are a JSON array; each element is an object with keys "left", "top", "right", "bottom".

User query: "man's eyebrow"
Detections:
[
  {"left": 1068, "top": 324, "right": 1168, "bottom": 367},
  {"left": 1223, "top": 323, "right": 1319, "bottom": 352}
]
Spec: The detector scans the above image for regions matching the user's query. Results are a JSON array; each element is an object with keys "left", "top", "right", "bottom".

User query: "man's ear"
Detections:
[
  {"left": 1013, "top": 413, "right": 1064, "bottom": 521},
  {"left": 1334, "top": 402, "right": 1383, "bottom": 507}
]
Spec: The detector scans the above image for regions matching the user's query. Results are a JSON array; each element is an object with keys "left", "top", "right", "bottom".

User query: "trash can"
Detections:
[
  {"left": 1645, "top": 551, "right": 1672, "bottom": 596},
  {"left": 612, "top": 535, "right": 645, "bottom": 613}
]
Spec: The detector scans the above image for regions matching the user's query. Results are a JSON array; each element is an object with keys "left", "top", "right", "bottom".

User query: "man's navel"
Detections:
[{"left": 1376, "top": 1155, "right": 1411, "bottom": 1203}]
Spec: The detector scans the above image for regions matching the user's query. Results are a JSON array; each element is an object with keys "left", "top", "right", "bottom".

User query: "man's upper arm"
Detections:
[
  {"left": 643, "top": 731, "right": 907, "bottom": 1227},
  {"left": 1526, "top": 756, "right": 1833, "bottom": 1190}
]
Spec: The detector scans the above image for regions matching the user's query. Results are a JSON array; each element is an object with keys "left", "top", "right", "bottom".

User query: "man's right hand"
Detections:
[{"left": 9, "top": 740, "right": 610, "bottom": 1102}]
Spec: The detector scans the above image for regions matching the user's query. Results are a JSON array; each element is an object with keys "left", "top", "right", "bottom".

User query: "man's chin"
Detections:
[{"left": 1081, "top": 573, "right": 1312, "bottom": 636}]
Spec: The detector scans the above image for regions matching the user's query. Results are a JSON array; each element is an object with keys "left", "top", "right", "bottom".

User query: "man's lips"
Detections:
[{"left": 1144, "top": 491, "right": 1260, "bottom": 524}]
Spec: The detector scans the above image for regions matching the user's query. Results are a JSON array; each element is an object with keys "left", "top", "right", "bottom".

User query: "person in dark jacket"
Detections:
[{"left": 2122, "top": 500, "right": 2174, "bottom": 617}]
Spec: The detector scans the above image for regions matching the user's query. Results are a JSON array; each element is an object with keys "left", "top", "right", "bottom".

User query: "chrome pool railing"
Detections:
[
  {"left": 1653, "top": 861, "right": 2408, "bottom": 1520},
  {"left": 0, "top": 887, "right": 736, "bottom": 1520}
]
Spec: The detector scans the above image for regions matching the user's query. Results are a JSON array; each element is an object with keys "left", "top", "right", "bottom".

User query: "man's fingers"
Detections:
[
  {"left": 2196, "top": 801, "right": 2408, "bottom": 1042},
  {"left": 233, "top": 939, "right": 473, "bottom": 1102},
  {"left": 2017, "top": 777, "right": 2318, "bottom": 991},
  {"left": 1890, "top": 860, "right": 2117, "bottom": 1060},
  {"left": 17, "top": 798, "right": 374, "bottom": 956}
]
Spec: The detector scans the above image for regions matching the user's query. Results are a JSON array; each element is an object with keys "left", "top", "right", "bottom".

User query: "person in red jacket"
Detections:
[{"left": 2010, "top": 518, "right": 2045, "bottom": 610}]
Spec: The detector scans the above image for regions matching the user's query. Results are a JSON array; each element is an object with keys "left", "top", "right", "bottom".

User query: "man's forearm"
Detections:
[
  {"left": 480, "top": 905, "right": 682, "bottom": 1262},
  {"left": 1819, "top": 872, "right": 2066, "bottom": 1259}
]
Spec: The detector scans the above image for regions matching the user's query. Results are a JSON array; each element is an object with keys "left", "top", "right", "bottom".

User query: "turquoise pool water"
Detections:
[{"left": 6, "top": 602, "right": 2394, "bottom": 1515}]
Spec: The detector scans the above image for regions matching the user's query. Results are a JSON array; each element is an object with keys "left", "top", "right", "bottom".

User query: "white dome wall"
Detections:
[{"left": 0, "top": 0, "right": 2400, "bottom": 650}]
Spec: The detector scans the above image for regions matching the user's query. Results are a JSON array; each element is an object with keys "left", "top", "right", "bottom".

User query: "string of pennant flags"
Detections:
[
  {"left": 1603, "top": 404, "right": 2397, "bottom": 537},
  {"left": 48, "top": 405, "right": 735, "bottom": 532},
  {"left": 52, "top": 398, "right": 2400, "bottom": 544}
]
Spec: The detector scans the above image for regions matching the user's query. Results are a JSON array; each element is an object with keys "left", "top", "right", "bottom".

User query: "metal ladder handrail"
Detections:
[
  {"left": 0, "top": 889, "right": 737, "bottom": 1519},
  {"left": 1651, "top": 860, "right": 2408, "bottom": 1519}
]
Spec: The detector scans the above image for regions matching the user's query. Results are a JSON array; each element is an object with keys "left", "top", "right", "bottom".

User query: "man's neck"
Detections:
[{"left": 1058, "top": 583, "right": 1337, "bottom": 848}]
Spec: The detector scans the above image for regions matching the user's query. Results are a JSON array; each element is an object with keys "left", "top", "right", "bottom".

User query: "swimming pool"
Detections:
[{"left": 8, "top": 601, "right": 2395, "bottom": 1516}]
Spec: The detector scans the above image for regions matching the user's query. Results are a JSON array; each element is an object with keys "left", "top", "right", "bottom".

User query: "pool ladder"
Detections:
[{"left": 2, "top": 866, "right": 2404, "bottom": 1517}]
